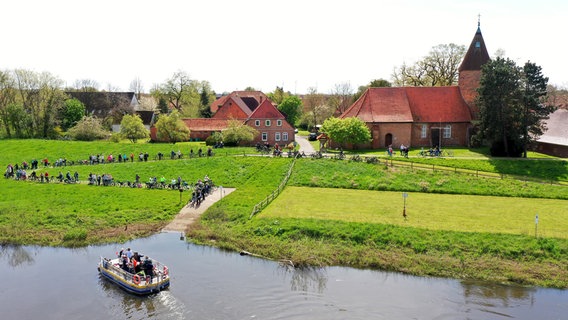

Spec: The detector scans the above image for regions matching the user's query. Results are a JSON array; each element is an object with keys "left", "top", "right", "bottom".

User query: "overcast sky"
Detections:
[{"left": 2, "top": 0, "right": 567, "bottom": 94}]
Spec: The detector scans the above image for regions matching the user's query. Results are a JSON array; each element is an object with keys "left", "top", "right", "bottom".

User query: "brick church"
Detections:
[{"left": 340, "top": 23, "right": 490, "bottom": 149}]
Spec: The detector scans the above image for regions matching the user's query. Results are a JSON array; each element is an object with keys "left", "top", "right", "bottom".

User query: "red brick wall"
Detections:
[
  {"left": 459, "top": 70, "right": 481, "bottom": 119},
  {"left": 411, "top": 123, "right": 470, "bottom": 147},
  {"left": 247, "top": 119, "right": 295, "bottom": 147},
  {"left": 535, "top": 142, "right": 568, "bottom": 158}
]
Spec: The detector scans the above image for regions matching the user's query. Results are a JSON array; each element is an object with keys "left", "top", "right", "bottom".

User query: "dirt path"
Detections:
[{"left": 162, "top": 187, "right": 236, "bottom": 233}]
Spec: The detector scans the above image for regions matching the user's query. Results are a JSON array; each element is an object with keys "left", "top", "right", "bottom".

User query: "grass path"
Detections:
[{"left": 261, "top": 186, "right": 568, "bottom": 239}]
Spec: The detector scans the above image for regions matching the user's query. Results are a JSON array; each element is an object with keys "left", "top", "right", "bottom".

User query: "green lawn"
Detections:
[{"left": 261, "top": 186, "right": 567, "bottom": 239}]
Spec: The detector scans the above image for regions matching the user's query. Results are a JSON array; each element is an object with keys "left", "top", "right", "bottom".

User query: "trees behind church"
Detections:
[
  {"left": 475, "top": 58, "right": 555, "bottom": 157},
  {"left": 392, "top": 43, "right": 466, "bottom": 87}
]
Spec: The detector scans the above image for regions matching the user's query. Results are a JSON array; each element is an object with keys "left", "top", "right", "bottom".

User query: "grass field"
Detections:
[
  {"left": 261, "top": 187, "right": 568, "bottom": 239},
  {"left": 3, "top": 139, "right": 568, "bottom": 287}
]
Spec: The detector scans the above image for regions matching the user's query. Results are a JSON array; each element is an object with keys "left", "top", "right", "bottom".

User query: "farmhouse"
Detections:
[
  {"left": 179, "top": 91, "right": 295, "bottom": 145},
  {"left": 66, "top": 91, "right": 156, "bottom": 132},
  {"left": 339, "top": 23, "right": 490, "bottom": 149}
]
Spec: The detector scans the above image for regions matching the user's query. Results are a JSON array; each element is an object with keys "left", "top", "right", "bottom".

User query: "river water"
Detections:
[{"left": 1, "top": 232, "right": 565, "bottom": 320}]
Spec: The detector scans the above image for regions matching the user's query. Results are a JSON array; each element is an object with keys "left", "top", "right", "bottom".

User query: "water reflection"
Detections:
[
  {"left": 0, "top": 233, "right": 566, "bottom": 320},
  {"left": 281, "top": 265, "right": 328, "bottom": 293},
  {"left": 0, "top": 244, "right": 36, "bottom": 267},
  {"left": 462, "top": 280, "right": 536, "bottom": 308}
]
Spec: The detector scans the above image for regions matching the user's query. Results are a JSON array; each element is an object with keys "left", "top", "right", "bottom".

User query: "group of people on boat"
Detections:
[{"left": 118, "top": 248, "right": 155, "bottom": 282}]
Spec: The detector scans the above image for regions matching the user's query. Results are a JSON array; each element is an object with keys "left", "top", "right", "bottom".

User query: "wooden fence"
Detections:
[{"left": 250, "top": 155, "right": 298, "bottom": 218}]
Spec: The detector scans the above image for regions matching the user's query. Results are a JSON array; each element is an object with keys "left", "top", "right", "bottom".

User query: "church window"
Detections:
[
  {"left": 255, "top": 120, "right": 260, "bottom": 126},
  {"left": 443, "top": 125, "right": 452, "bottom": 138},
  {"left": 421, "top": 125, "right": 427, "bottom": 138},
  {"left": 265, "top": 120, "right": 271, "bottom": 126}
]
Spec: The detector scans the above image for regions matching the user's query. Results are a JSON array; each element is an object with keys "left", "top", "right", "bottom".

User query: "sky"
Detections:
[{"left": 2, "top": 0, "right": 567, "bottom": 94}]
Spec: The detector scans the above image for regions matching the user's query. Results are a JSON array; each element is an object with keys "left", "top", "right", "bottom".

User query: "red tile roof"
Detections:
[
  {"left": 248, "top": 99, "right": 286, "bottom": 119},
  {"left": 405, "top": 87, "right": 472, "bottom": 122},
  {"left": 182, "top": 118, "right": 231, "bottom": 131},
  {"left": 341, "top": 87, "right": 472, "bottom": 123}
]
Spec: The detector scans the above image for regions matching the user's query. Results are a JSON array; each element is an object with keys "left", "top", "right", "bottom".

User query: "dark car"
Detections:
[{"left": 308, "top": 132, "right": 318, "bottom": 141}]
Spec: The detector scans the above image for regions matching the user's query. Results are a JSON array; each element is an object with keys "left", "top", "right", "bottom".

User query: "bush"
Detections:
[{"left": 109, "top": 133, "right": 123, "bottom": 143}]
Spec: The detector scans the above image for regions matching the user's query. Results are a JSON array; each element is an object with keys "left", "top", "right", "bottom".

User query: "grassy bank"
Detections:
[{"left": 2, "top": 139, "right": 568, "bottom": 287}]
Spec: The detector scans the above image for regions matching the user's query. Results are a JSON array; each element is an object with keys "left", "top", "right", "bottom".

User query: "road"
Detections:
[{"left": 295, "top": 134, "right": 316, "bottom": 154}]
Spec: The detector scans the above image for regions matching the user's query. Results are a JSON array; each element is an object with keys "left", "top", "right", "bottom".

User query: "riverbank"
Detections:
[{"left": 2, "top": 140, "right": 568, "bottom": 288}]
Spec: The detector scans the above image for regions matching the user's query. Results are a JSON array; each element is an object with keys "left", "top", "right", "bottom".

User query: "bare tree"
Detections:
[
  {"left": 329, "top": 82, "right": 353, "bottom": 115},
  {"left": 72, "top": 79, "right": 99, "bottom": 92},
  {"left": 392, "top": 43, "right": 466, "bottom": 86},
  {"left": 129, "top": 76, "right": 144, "bottom": 99}
]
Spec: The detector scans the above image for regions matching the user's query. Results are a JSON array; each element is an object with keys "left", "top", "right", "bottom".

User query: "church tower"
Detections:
[{"left": 458, "top": 19, "right": 490, "bottom": 119}]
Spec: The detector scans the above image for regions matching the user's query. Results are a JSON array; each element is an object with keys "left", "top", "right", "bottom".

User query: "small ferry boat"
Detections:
[{"left": 98, "top": 253, "right": 170, "bottom": 295}]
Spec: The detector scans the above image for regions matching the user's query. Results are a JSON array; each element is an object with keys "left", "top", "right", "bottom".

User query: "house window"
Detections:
[
  {"left": 443, "top": 125, "right": 452, "bottom": 138},
  {"left": 265, "top": 120, "right": 271, "bottom": 126},
  {"left": 255, "top": 120, "right": 260, "bottom": 126},
  {"left": 277, "top": 119, "right": 282, "bottom": 126},
  {"left": 262, "top": 132, "right": 268, "bottom": 141},
  {"left": 421, "top": 124, "right": 427, "bottom": 138},
  {"left": 282, "top": 132, "right": 288, "bottom": 141},
  {"left": 275, "top": 132, "right": 281, "bottom": 141}
]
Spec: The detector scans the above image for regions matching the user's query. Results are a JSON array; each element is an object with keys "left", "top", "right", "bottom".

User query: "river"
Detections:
[{"left": 1, "top": 232, "right": 565, "bottom": 320}]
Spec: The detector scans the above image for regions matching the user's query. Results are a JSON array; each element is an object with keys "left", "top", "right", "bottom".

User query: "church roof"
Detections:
[
  {"left": 459, "top": 23, "right": 490, "bottom": 72},
  {"left": 538, "top": 108, "right": 568, "bottom": 146},
  {"left": 340, "top": 87, "right": 472, "bottom": 123}
]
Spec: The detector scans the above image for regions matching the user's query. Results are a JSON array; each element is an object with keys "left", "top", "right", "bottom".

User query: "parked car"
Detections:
[
  {"left": 308, "top": 132, "right": 318, "bottom": 141},
  {"left": 294, "top": 128, "right": 298, "bottom": 133}
]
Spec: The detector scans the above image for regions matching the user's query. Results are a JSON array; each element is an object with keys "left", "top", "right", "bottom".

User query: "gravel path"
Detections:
[{"left": 162, "top": 187, "right": 236, "bottom": 233}]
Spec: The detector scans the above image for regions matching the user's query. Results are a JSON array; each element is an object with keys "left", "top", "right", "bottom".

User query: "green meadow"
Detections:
[
  {"left": 262, "top": 187, "right": 568, "bottom": 239},
  {"left": 2, "top": 139, "right": 568, "bottom": 287}
]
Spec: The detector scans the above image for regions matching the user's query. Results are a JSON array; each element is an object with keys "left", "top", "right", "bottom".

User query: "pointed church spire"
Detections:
[{"left": 459, "top": 19, "right": 490, "bottom": 72}]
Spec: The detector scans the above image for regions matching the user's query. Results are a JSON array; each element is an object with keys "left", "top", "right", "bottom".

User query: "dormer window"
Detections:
[{"left": 475, "top": 41, "right": 480, "bottom": 48}]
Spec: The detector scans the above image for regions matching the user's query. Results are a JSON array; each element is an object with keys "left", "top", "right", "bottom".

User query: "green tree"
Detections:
[
  {"left": 61, "top": 98, "right": 85, "bottom": 131},
  {"left": 392, "top": 43, "right": 466, "bottom": 86},
  {"left": 222, "top": 120, "right": 258, "bottom": 146},
  {"left": 267, "top": 86, "right": 290, "bottom": 105},
  {"left": 321, "top": 117, "right": 371, "bottom": 149},
  {"left": 476, "top": 58, "right": 554, "bottom": 157},
  {"left": 67, "top": 116, "right": 108, "bottom": 141},
  {"left": 521, "top": 61, "right": 555, "bottom": 157},
  {"left": 6, "top": 103, "right": 31, "bottom": 138},
  {"left": 158, "top": 71, "right": 201, "bottom": 117},
  {"left": 154, "top": 110, "right": 190, "bottom": 143},
  {"left": 0, "top": 70, "right": 17, "bottom": 137},
  {"left": 352, "top": 79, "right": 391, "bottom": 103},
  {"left": 277, "top": 96, "right": 302, "bottom": 126},
  {"left": 157, "top": 97, "right": 169, "bottom": 114},
  {"left": 120, "top": 114, "right": 149, "bottom": 143},
  {"left": 198, "top": 82, "right": 214, "bottom": 118}
]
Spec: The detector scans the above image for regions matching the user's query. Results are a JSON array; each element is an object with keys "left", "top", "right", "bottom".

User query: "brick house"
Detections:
[
  {"left": 339, "top": 24, "right": 490, "bottom": 149},
  {"left": 172, "top": 91, "right": 295, "bottom": 146}
]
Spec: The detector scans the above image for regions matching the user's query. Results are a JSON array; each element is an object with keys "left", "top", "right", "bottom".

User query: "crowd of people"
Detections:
[
  {"left": 117, "top": 248, "right": 155, "bottom": 282},
  {"left": 188, "top": 175, "right": 215, "bottom": 207}
]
